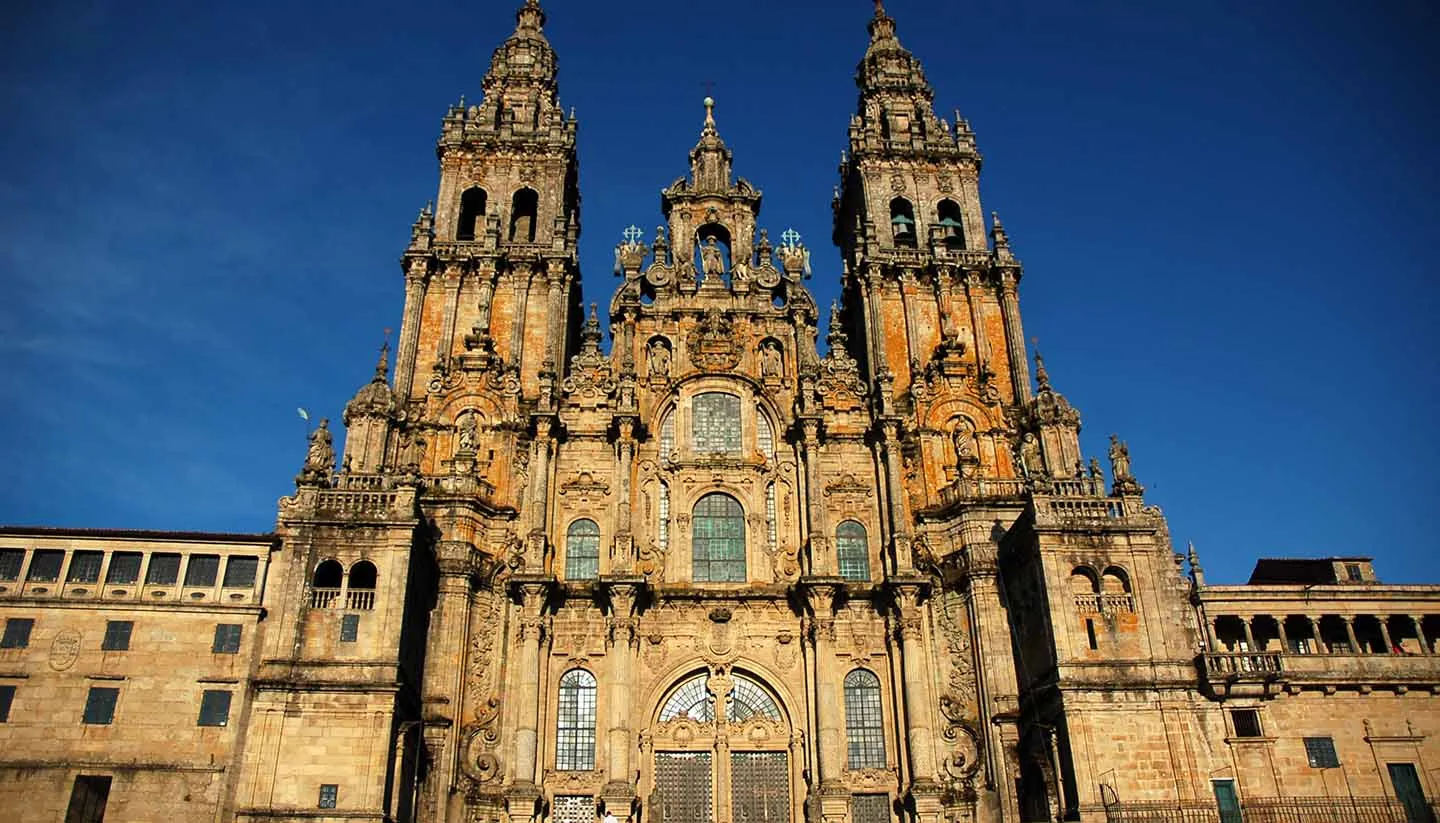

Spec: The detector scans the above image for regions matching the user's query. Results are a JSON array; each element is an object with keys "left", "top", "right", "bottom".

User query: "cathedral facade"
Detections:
[{"left": 1, "top": 3, "right": 1438, "bottom": 823}]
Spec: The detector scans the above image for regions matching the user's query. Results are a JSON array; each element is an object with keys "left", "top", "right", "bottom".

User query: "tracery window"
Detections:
[
  {"left": 659, "top": 672, "right": 781, "bottom": 723},
  {"left": 565, "top": 519, "right": 600, "bottom": 581},
  {"left": 836, "top": 521, "right": 870, "bottom": 582},
  {"left": 692, "top": 493, "right": 745, "bottom": 583},
  {"left": 692, "top": 393, "right": 741, "bottom": 455},
  {"left": 844, "top": 669, "right": 886, "bottom": 769},
  {"left": 555, "top": 669, "right": 597, "bottom": 770}
]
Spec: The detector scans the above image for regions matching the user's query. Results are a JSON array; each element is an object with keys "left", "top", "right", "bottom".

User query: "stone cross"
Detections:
[
  {"left": 780, "top": 228, "right": 802, "bottom": 249},
  {"left": 623, "top": 225, "right": 643, "bottom": 245}
]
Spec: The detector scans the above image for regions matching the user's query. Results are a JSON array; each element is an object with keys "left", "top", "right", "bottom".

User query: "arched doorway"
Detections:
[{"left": 645, "top": 669, "right": 797, "bottom": 823}]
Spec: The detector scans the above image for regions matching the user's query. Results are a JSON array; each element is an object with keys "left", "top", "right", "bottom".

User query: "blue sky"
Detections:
[{"left": 1, "top": 0, "right": 1436, "bottom": 585}]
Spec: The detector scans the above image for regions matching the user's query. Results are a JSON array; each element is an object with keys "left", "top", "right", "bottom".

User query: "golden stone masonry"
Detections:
[{"left": 2, "top": 2, "right": 1437, "bottom": 822}]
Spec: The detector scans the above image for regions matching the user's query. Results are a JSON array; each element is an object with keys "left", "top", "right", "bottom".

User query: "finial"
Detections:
[
  {"left": 1034, "top": 349, "right": 1051, "bottom": 391},
  {"left": 703, "top": 96, "right": 717, "bottom": 130},
  {"left": 588, "top": 303, "right": 600, "bottom": 328},
  {"left": 374, "top": 340, "right": 391, "bottom": 381},
  {"left": 873, "top": 0, "right": 886, "bottom": 17}
]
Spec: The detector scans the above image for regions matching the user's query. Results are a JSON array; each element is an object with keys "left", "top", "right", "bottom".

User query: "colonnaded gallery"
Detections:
[{"left": 2, "top": 3, "right": 1437, "bottom": 822}]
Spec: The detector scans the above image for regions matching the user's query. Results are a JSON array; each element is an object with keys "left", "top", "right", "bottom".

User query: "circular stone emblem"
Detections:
[{"left": 49, "top": 629, "right": 81, "bottom": 671}]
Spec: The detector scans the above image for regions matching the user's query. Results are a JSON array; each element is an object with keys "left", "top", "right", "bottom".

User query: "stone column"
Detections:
[
  {"left": 528, "top": 418, "right": 557, "bottom": 563},
  {"left": 510, "top": 581, "right": 550, "bottom": 793},
  {"left": 419, "top": 541, "right": 477, "bottom": 823},
  {"left": 1275, "top": 617, "right": 1290, "bottom": 654},
  {"left": 1378, "top": 618, "right": 1395, "bottom": 654},
  {"left": 614, "top": 422, "right": 637, "bottom": 571},
  {"left": 862, "top": 269, "right": 888, "bottom": 380},
  {"left": 1413, "top": 616, "right": 1431, "bottom": 654},
  {"left": 1241, "top": 618, "right": 1257, "bottom": 652},
  {"left": 893, "top": 582, "right": 942, "bottom": 823},
  {"left": 957, "top": 522, "right": 1020, "bottom": 821},
  {"left": 799, "top": 418, "right": 831, "bottom": 575},
  {"left": 543, "top": 264, "right": 566, "bottom": 367},
  {"left": 880, "top": 420, "right": 913, "bottom": 573},
  {"left": 997, "top": 271, "right": 1031, "bottom": 404},
  {"left": 603, "top": 582, "right": 641, "bottom": 823},
  {"left": 509, "top": 271, "right": 531, "bottom": 370},
  {"left": 1342, "top": 616, "right": 1360, "bottom": 654},
  {"left": 396, "top": 268, "right": 429, "bottom": 400},
  {"left": 963, "top": 271, "right": 993, "bottom": 367},
  {"left": 1305, "top": 615, "right": 1322, "bottom": 653},
  {"left": 438, "top": 264, "right": 463, "bottom": 364},
  {"left": 1205, "top": 617, "right": 1220, "bottom": 651},
  {"left": 804, "top": 583, "right": 848, "bottom": 823}
]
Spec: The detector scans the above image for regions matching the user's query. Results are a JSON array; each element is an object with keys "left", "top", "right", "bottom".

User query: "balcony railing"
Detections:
[
  {"left": 310, "top": 588, "right": 341, "bottom": 609},
  {"left": 346, "top": 590, "right": 376, "bottom": 611},
  {"left": 1203, "top": 651, "right": 1285, "bottom": 676},
  {"left": 1076, "top": 593, "right": 1137, "bottom": 614},
  {"left": 1106, "top": 797, "right": 1438, "bottom": 823}
]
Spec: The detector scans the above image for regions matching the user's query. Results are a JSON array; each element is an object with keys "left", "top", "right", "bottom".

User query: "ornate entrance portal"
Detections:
[{"left": 646, "top": 671, "right": 797, "bottom": 823}]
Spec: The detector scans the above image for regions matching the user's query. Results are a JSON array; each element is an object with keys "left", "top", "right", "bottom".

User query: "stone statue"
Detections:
[
  {"left": 952, "top": 420, "right": 974, "bottom": 461},
  {"left": 1109, "top": 434, "right": 1132, "bottom": 480},
  {"left": 701, "top": 237, "right": 725, "bottom": 278},
  {"left": 305, "top": 419, "right": 335, "bottom": 471},
  {"left": 647, "top": 339, "right": 671, "bottom": 379},
  {"left": 1089, "top": 457, "right": 1103, "bottom": 480},
  {"left": 1020, "top": 433, "right": 1044, "bottom": 478},
  {"left": 759, "top": 340, "right": 782, "bottom": 379},
  {"left": 456, "top": 412, "right": 478, "bottom": 455}
]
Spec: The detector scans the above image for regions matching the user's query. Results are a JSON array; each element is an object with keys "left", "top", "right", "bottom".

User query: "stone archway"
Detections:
[{"left": 643, "top": 667, "right": 799, "bottom": 823}]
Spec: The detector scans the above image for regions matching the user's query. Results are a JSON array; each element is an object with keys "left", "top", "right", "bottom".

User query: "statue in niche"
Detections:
[
  {"left": 1019, "top": 433, "right": 1044, "bottom": 479},
  {"left": 759, "top": 340, "right": 783, "bottom": 379},
  {"left": 456, "top": 412, "right": 478, "bottom": 455},
  {"left": 701, "top": 236, "right": 725, "bottom": 279},
  {"left": 305, "top": 419, "right": 335, "bottom": 471},
  {"left": 952, "top": 420, "right": 974, "bottom": 462},
  {"left": 1109, "top": 434, "right": 1133, "bottom": 480},
  {"left": 647, "top": 339, "right": 672, "bottom": 379}
]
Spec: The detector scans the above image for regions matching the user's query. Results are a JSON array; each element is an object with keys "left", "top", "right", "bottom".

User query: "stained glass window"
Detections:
[
  {"left": 565, "top": 520, "right": 600, "bottom": 581},
  {"left": 757, "top": 412, "right": 775, "bottom": 460},
  {"left": 765, "top": 485, "right": 778, "bottom": 556},
  {"left": 693, "top": 494, "right": 745, "bottom": 583},
  {"left": 658, "top": 483, "right": 671, "bottom": 553},
  {"left": 556, "top": 669, "right": 597, "bottom": 770},
  {"left": 837, "top": 521, "right": 870, "bottom": 582},
  {"left": 844, "top": 669, "right": 886, "bottom": 769},
  {"left": 660, "top": 411, "right": 675, "bottom": 462},
  {"left": 693, "top": 393, "right": 741, "bottom": 454}
]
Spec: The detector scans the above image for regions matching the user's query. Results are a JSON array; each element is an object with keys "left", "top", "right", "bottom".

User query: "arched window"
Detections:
[
  {"left": 693, "top": 393, "right": 741, "bottom": 454},
  {"left": 346, "top": 560, "right": 377, "bottom": 610},
  {"left": 890, "top": 198, "right": 917, "bottom": 248},
  {"left": 844, "top": 669, "right": 886, "bottom": 768},
  {"left": 1101, "top": 566, "right": 1131, "bottom": 594},
  {"left": 659, "top": 672, "right": 780, "bottom": 723},
  {"left": 312, "top": 560, "right": 343, "bottom": 590},
  {"left": 555, "top": 669, "right": 597, "bottom": 770},
  {"left": 836, "top": 521, "right": 870, "bottom": 582},
  {"left": 566, "top": 519, "right": 600, "bottom": 581},
  {"left": 509, "top": 188, "right": 539, "bottom": 243},
  {"left": 937, "top": 199, "right": 965, "bottom": 249},
  {"left": 756, "top": 411, "right": 775, "bottom": 460},
  {"left": 693, "top": 493, "right": 745, "bottom": 582},
  {"left": 457, "top": 187, "right": 487, "bottom": 241}
]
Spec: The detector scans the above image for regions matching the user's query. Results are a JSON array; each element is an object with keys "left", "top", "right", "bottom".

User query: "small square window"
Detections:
[
  {"left": 340, "top": 614, "right": 360, "bottom": 643},
  {"left": 197, "top": 690, "right": 232, "bottom": 727},
  {"left": 1231, "top": 709, "right": 1262, "bottom": 738},
  {"left": 213, "top": 624, "right": 243, "bottom": 654},
  {"left": 222, "top": 556, "right": 259, "bottom": 588},
  {"left": 145, "top": 554, "right": 181, "bottom": 585},
  {"left": 0, "top": 618, "right": 34, "bottom": 649},
  {"left": 318, "top": 784, "right": 339, "bottom": 809},
  {"left": 102, "top": 621, "right": 133, "bottom": 652},
  {"left": 1345, "top": 563, "right": 1364, "bottom": 582},
  {"left": 184, "top": 555, "right": 220, "bottom": 587},
  {"left": 67, "top": 551, "right": 104, "bottom": 584},
  {"left": 82, "top": 687, "right": 119, "bottom": 725},
  {"left": 27, "top": 550, "right": 64, "bottom": 583},
  {"left": 0, "top": 685, "right": 14, "bottom": 722},
  {"left": 105, "top": 553, "right": 143, "bottom": 585},
  {"left": 1305, "top": 736, "right": 1339, "bottom": 768},
  {"left": 0, "top": 550, "right": 24, "bottom": 581}
]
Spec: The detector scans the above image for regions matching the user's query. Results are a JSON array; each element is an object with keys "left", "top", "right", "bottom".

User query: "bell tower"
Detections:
[
  {"left": 832, "top": 1, "right": 1035, "bottom": 511},
  {"left": 392, "top": 0, "right": 582, "bottom": 406}
]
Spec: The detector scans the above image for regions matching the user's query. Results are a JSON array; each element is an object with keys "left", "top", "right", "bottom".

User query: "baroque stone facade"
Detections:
[{"left": 2, "top": 3, "right": 1439, "bottom": 822}]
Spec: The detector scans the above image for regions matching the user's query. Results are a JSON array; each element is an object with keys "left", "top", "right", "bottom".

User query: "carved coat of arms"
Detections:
[{"left": 686, "top": 310, "right": 742, "bottom": 372}]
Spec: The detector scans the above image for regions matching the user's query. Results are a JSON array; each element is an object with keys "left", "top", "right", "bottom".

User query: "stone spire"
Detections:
[
  {"left": 473, "top": 0, "right": 563, "bottom": 132},
  {"left": 690, "top": 97, "right": 735, "bottom": 193},
  {"left": 857, "top": 0, "right": 934, "bottom": 104}
]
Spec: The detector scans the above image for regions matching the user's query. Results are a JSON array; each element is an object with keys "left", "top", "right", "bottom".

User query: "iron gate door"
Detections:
[
  {"left": 731, "top": 752, "right": 789, "bottom": 823},
  {"left": 656, "top": 752, "right": 713, "bottom": 823}
]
